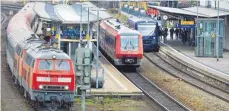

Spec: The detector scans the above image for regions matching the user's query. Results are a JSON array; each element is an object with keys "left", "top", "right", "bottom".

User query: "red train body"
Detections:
[
  {"left": 99, "top": 19, "right": 143, "bottom": 67},
  {"left": 6, "top": 3, "right": 75, "bottom": 107}
]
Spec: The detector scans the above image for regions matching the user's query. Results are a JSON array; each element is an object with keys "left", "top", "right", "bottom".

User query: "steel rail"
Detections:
[
  {"left": 144, "top": 53, "right": 229, "bottom": 103},
  {"left": 122, "top": 71, "right": 190, "bottom": 111}
]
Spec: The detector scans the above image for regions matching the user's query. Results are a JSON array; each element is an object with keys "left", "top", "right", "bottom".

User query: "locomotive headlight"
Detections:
[
  {"left": 39, "top": 85, "right": 43, "bottom": 89},
  {"left": 52, "top": 55, "right": 56, "bottom": 59},
  {"left": 64, "top": 86, "right": 69, "bottom": 90}
]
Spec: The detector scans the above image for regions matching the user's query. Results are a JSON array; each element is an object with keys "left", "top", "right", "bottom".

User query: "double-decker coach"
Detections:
[
  {"left": 6, "top": 3, "right": 75, "bottom": 108},
  {"left": 127, "top": 16, "right": 160, "bottom": 52},
  {"left": 99, "top": 19, "right": 143, "bottom": 68}
]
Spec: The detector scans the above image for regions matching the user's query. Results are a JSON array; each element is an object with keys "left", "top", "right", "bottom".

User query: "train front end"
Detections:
[
  {"left": 137, "top": 22, "right": 160, "bottom": 52},
  {"left": 31, "top": 54, "right": 75, "bottom": 106},
  {"left": 115, "top": 32, "right": 143, "bottom": 67}
]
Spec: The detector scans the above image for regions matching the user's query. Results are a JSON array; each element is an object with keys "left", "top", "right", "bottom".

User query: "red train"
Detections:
[
  {"left": 6, "top": 3, "right": 75, "bottom": 108},
  {"left": 99, "top": 19, "right": 143, "bottom": 68}
]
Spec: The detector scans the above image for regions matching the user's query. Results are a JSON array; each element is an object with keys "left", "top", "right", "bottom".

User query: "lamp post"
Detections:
[
  {"left": 216, "top": 0, "right": 219, "bottom": 61},
  {"left": 96, "top": 8, "right": 99, "bottom": 89},
  {"left": 80, "top": 4, "right": 82, "bottom": 47},
  {"left": 87, "top": 7, "right": 90, "bottom": 48},
  {"left": 91, "top": 7, "right": 105, "bottom": 89}
]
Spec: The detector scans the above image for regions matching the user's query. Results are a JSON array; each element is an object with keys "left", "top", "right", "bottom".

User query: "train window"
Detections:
[
  {"left": 31, "top": 60, "right": 35, "bottom": 68},
  {"left": 38, "top": 60, "right": 53, "bottom": 70},
  {"left": 18, "top": 47, "right": 22, "bottom": 57},
  {"left": 120, "top": 36, "right": 139, "bottom": 50},
  {"left": 20, "top": 48, "right": 23, "bottom": 57},
  {"left": 27, "top": 56, "right": 32, "bottom": 65},
  {"left": 138, "top": 24, "right": 156, "bottom": 36},
  {"left": 24, "top": 54, "right": 28, "bottom": 64},
  {"left": 16, "top": 45, "right": 21, "bottom": 56},
  {"left": 55, "top": 60, "right": 70, "bottom": 71}
]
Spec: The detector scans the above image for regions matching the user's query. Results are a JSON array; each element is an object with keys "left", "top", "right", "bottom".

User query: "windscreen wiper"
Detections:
[
  {"left": 124, "top": 40, "right": 130, "bottom": 49},
  {"left": 129, "top": 40, "right": 135, "bottom": 49},
  {"left": 58, "top": 60, "right": 63, "bottom": 66},
  {"left": 148, "top": 29, "right": 155, "bottom": 37},
  {"left": 45, "top": 60, "right": 50, "bottom": 66}
]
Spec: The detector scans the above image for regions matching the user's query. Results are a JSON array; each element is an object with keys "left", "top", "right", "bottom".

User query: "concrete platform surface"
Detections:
[
  {"left": 165, "top": 40, "right": 229, "bottom": 75},
  {"left": 89, "top": 45, "right": 142, "bottom": 96}
]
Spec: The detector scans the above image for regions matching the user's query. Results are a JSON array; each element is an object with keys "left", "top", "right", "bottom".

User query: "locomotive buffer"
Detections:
[{"left": 75, "top": 43, "right": 94, "bottom": 111}]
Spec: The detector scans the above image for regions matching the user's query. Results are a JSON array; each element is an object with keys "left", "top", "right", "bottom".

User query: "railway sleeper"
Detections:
[{"left": 157, "top": 50, "right": 229, "bottom": 94}]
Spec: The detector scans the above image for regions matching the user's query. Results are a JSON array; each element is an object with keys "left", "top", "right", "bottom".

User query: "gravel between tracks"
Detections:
[{"left": 137, "top": 56, "right": 229, "bottom": 111}]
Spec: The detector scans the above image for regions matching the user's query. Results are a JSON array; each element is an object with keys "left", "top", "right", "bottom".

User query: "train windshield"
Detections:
[
  {"left": 55, "top": 60, "right": 70, "bottom": 71},
  {"left": 38, "top": 60, "right": 70, "bottom": 71},
  {"left": 120, "top": 35, "right": 138, "bottom": 51},
  {"left": 138, "top": 24, "right": 156, "bottom": 36},
  {"left": 39, "top": 60, "right": 53, "bottom": 70}
]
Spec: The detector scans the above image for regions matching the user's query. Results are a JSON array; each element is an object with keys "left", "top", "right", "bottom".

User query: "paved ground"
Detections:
[
  {"left": 90, "top": 44, "right": 142, "bottom": 95},
  {"left": 164, "top": 39, "right": 229, "bottom": 75}
]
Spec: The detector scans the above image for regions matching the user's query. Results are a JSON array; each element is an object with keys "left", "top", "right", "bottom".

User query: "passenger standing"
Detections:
[
  {"left": 158, "top": 27, "right": 162, "bottom": 41},
  {"left": 169, "top": 27, "right": 174, "bottom": 40},
  {"left": 163, "top": 27, "right": 168, "bottom": 43},
  {"left": 182, "top": 29, "right": 188, "bottom": 44},
  {"left": 175, "top": 28, "right": 179, "bottom": 40},
  {"left": 179, "top": 28, "right": 183, "bottom": 40}
]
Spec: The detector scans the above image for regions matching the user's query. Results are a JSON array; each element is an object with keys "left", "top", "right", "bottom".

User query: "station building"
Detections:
[
  {"left": 147, "top": 2, "right": 229, "bottom": 57},
  {"left": 30, "top": 2, "right": 112, "bottom": 61}
]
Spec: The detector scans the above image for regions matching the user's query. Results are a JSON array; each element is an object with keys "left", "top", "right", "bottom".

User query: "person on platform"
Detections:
[
  {"left": 175, "top": 28, "right": 179, "bottom": 40},
  {"left": 163, "top": 27, "right": 168, "bottom": 43},
  {"left": 158, "top": 27, "right": 163, "bottom": 41},
  {"left": 169, "top": 27, "right": 174, "bottom": 40}
]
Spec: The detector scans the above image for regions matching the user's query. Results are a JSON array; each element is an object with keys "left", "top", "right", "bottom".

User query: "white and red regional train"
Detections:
[
  {"left": 99, "top": 19, "right": 143, "bottom": 68},
  {"left": 6, "top": 3, "right": 75, "bottom": 107}
]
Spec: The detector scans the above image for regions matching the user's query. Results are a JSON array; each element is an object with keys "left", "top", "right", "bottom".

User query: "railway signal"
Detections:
[{"left": 75, "top": 45, "right": 94, "bottom": 111}]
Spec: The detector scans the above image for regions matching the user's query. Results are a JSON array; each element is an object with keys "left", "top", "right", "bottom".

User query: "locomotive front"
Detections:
[
  {"left": 115, "top": 30, "right": 143, "bottom": 67},
  {"left": 32, "top": 51, "right": 75, "bottom": 106}
]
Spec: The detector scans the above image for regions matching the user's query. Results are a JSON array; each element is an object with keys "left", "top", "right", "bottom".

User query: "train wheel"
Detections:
[
  {"left": 31, "top": 101, "right": 39, "bottom": 111},
  {"left": 19, "top": 86, "right": 23, "bottom": 95},
  {"left": 13, "top": 76, "right": 17, "bottom": 85},
  {"left": 23, "top": 88, "right": 28, "bottom": 99}
]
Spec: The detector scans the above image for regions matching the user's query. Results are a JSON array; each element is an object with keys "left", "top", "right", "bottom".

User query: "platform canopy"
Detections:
[
  {"left": 183, "top": 6, "right": 229, "bottom": 18},
  {"left": 33, "top": 2, "right": 112, "bottom": 24},
  {"left": 148, "top": 5, "right": 208, "bottom": 17}
]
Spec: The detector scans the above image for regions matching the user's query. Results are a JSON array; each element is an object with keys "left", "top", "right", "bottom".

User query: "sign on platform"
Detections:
[
  {"left": 181, "top": 20, "right": 194, "bottom": 25},
  {"left": 178, "top": 20, "right": 195, "bottom": 28}
]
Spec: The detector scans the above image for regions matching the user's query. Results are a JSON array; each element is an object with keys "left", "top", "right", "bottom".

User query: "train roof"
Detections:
[
  {"left": 28, "top": 46, "right": 70, "bottom": 60},
  {"left": 128, "top": 16, "right": 157, "bottom": 24},
  {"left": 104, "top": 19, "right": 140, "bottom": 35},
  {"left": 7, "top": 3, "right": 70, "bottom": 60}
]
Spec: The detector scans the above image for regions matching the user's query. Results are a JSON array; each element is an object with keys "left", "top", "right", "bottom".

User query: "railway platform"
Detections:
[
  {"left": 88, "top": 45, "right": 142, "bottom": 96},
  {"left": 159, "top": 39, "right": 229, "bottom": 82}
]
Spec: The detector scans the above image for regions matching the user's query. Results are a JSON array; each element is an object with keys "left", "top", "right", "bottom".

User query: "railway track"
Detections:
[
  {"left": 122, "top": 70, "right": 190, "bottom": 111},
  {"left": 144, "top": 52, "right": 229, "bottom": 103}
]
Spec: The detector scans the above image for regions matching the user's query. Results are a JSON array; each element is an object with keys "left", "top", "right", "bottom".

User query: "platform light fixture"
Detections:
[
  {"left": 216, "top": 0, "right": 219, "bottom": 61},
  {"left": 91, "top": 7, "right": 106, "bottom": 89}
]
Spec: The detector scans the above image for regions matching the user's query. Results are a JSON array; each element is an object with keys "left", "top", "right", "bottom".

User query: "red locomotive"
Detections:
[
  {"left": 99, "top": 19, "right": 143, "bottom": 68},
  {"left": 6, "top": 3, "right": 75, "bottom": 108}
]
